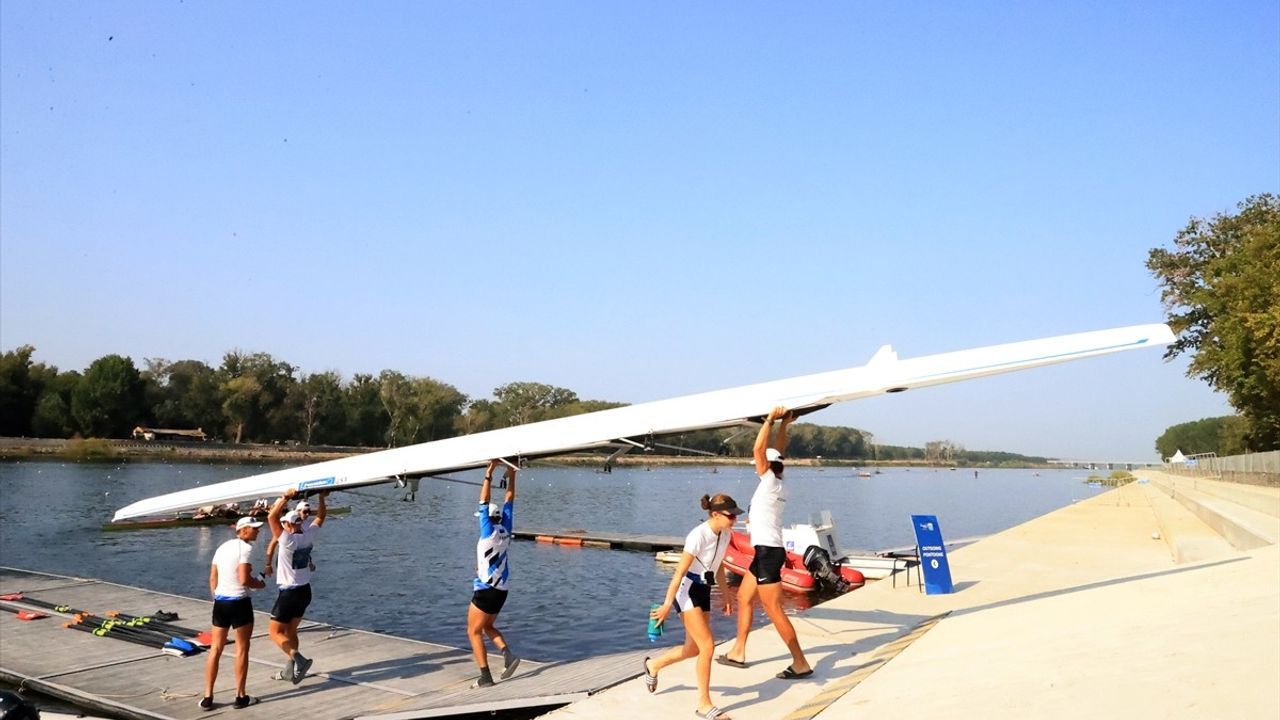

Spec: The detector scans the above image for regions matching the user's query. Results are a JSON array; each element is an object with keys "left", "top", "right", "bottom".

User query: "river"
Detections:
[{"left": 0, "top": 459, "right": 1105, "bottom": 661}]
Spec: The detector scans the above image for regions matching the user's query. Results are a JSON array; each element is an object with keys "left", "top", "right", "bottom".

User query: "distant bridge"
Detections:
[{"left": 1048, "top": 459, "right": 1163, "bottom": 471}]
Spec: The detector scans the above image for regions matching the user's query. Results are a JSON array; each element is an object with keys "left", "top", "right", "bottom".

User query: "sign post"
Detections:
[{"left": 910, "top": 514, "right": 954, "bottom": 595}]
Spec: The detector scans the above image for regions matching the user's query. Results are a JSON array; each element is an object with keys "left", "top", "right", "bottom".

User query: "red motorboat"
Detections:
[{"left": 722, "top": 530, "right": 865, "bottom": 594}]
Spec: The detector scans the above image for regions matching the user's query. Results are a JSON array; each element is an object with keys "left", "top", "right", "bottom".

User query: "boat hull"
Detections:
[{"left": 722, "top": 531, "right": 864, "bottom": 593}]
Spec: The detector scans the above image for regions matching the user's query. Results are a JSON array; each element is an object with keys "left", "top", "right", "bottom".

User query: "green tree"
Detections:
[
  {"left": 146, "top": 359, "right": 223, "bottom": 435},
  {"left": 1147, "top": 194, "right": 1280, "bottom": 450},
  {"left": 1155, "top": 416, "right": 1249, "bottom": 458},
  {"left": 0, "top": 345, "right": 41, "bottom": 436},
  {"left": 31, "top": 369, "right": 80, "bottom": 437},
  {"left": 71, "top": 355, "right": 146, "bottom": 437},
  {"left": 217, "top": 351, "right": 297, "bottom": 442},
  {"left": 288, "top": 371, "right": 346, "bottom": 446},
  {"left": 492, "top": 381, "right": 579, "bottom": 426},
  {"left": 343, "top": 373, "right": 387, "bottom": 447}
]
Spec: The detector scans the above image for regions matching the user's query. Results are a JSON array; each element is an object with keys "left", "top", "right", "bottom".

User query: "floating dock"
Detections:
[
  {"left": 513, "top": 528, "right": 683, "bottom": 551},
  {"left": 0, "top": 567, "right": 646, "bottom": 720}
]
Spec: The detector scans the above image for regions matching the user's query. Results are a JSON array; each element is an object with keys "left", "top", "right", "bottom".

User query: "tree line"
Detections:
[
  {"left": 1147, "top": 193, "right": 1279, "bottom": 452},
  {"left": 0, "top": 345, "right": 1047, "bottom": 465}
]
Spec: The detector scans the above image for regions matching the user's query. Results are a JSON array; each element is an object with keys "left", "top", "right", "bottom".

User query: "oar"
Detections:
[
  {"left": 2, "top": 593, "right": 212, "bottom": 649},
  {"left": 104, "top": 610, "right": 205, "bottom": 640},
  {"left": 63, "top": 617, "right": 188, "bottom": 657},
  {"left": 73, "top": 614, "right": 201, "bottom": 655},
  {"left": 0, "top": 602, "right": 48, "bottom": 621}
]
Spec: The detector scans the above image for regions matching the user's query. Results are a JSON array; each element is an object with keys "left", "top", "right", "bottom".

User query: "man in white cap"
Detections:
[
  {"left": 717, "top": 406, "right": 813, "bottom": 679},
  {"left": 266, "top": 488, "right": 327, "bottom": 683},
  {"left": 468, "top": 459, "right": 520, "bottom": 687},
  {"left": 200, "top": 516, "right": 267, "bottom": 711}
]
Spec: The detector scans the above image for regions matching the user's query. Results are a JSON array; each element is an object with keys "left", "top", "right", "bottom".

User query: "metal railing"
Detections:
[{"left": 1164, "top": 450, "right": 1280, "bottom": 487}]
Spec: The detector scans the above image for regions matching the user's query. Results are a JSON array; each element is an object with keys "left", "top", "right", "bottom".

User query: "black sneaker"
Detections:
[
  {"left": 291, "top": 653, "right": 313, "bottom": 685},
  {"left": 198, "top": 697, "right": 214, "bottom": 711},
  {"left": 500, "top": 652, "right": 521, "bottom": 680},
  {"left": 471, "top": 668, "right": 495, "bottom": 689},
  {"left": 233, "top": 696, "right": 259, "bottom": 709}
]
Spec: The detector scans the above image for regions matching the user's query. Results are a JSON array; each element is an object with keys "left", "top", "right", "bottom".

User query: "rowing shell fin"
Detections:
[{"left": 866, "top": 344, "right": 898, "bottom": 367}]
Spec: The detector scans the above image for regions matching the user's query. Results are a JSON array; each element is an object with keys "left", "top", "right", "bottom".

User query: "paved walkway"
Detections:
[{"left": 549, "top": 475, "right": 1280, "bottom": 719}]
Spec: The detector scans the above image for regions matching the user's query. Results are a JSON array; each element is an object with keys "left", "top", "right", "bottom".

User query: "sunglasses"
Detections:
[{"left": 718, "top": 512, "right": 739, "bottom": 521}]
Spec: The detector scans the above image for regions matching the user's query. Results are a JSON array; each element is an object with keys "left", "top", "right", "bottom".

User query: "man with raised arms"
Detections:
[
  {"left": 200, "top": 516, "right": 267, "bottom": 711},
  {"left": 468, "top": 459, "right": 520, "bottom": 688},
  {"left": 266, "top": 488, "right": 327, "bottom": 684},
  {"left": 717, "top": 406, "right": 813, "bottom": 679}
]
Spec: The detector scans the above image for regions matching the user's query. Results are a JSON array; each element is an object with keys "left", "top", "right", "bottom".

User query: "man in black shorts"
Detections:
[
  {"left": 718, "top": 406, "right": 813, "bottom": 679},
  {"left": 267, "top": 488, "right": 327, "bottom": 684},
  {"left": 201, "top": 516, "right": 268, "bottom": 710},
  {"left": 468, "top": 459, "right": 520, "bottom": 687}
]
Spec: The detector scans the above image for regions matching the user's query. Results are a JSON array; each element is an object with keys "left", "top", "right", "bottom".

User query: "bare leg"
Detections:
[
  {"left": 288, "top": 617, "right": 303, "bottom": 654},
  {"left": 269, "top": 618, "right": 297, "bottom": 659},
  {"left": 466, "top": 603, "right": 492, "bottom": 669},
  {"left": 482, "top": 619, "right": 508, "bottom": 652},
  {"left": 723, "top": 572, "right": 757, "bottom": 663},
  {"left": 757, "top": 583, "right": 809, "bottom": 673},
  {"left": 232, "top": 623, "right": 254, "bottom": 697},
  {"left": 649, "top": 629, "right": 698, "bottom": 675},
  {"left": 202, "top": 626, "right": 229, "bottom": 698}
]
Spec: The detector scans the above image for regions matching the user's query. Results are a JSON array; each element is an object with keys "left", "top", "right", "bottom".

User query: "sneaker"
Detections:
[
  {"left": 500, "top": 653, "right": 521, "bottom": 680},
  {"left": 291, "top": 652, "right": 313, "bottom": 684},
  {"left": 272, "top": 669, "right": 288, "bottom": 681},
  {"left": 233, "top": 696, "right": 259, "bottom": 709},
  {"left": 470, "top": 667, "right": 495, "bottom": 689},
  {"left": 197, "top": 697, "right": 213, "bottom": 711}
]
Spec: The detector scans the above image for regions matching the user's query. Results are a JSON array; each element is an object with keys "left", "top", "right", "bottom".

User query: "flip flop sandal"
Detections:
[
  {"left": 776, "top": 666, "right": 814, "bottom": 680},
  {"left": 642, "top": 657, "right": 658, "bottom": 693},
  {"left": 695, "top": 706, "right": 730, "bottom": 719},
  {"left": 715, "top": 654, "right": 748, "bottom": 669}
]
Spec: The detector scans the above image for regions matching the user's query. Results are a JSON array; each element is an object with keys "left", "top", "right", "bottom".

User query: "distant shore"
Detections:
[{"left": 0, "top": 437, "right": 1053, "bottom": 469}]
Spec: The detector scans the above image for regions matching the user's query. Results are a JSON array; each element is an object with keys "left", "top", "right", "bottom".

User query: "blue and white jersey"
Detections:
[{"left": 474, "top": 500, "right": 514, "bottom": 591}]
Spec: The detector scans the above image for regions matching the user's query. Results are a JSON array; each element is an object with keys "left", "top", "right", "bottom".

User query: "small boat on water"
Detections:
[{"left": 102, "top": 506, "right": 351, "bottom": 531}]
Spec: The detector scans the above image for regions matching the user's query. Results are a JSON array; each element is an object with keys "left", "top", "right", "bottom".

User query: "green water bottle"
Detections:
[{"left": 647, "top": 603, "right": 664, "bottom": 642}]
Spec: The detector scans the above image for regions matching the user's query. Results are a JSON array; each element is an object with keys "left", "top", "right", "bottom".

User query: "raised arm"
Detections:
[
  {"left": 314, "top": 490, "right": 329, "bottom": 527},
  {"left": 268, "top": 488, "right": 295, "bottom": 538},
  {"left": 504, "top": 461, "right": 516, "bottom": 504},
  {"left": 480, "top": 459, "right": 499, "bottom": 505},
  {"left": 775, "top": 410, "right": 794, "bottom": 454},
  {"left": 754, "top": 406, "right": 786, "bottom": 475}
]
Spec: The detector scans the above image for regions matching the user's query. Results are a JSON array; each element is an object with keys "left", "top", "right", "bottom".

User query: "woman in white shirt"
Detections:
[{"left": 643, "top": 493, "right": 744, "bottom": 720}]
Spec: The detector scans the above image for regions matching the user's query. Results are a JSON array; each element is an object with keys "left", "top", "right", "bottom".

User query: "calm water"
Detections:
[{"left": 0, "top": 459, "right": 1104, "bottom": 661}]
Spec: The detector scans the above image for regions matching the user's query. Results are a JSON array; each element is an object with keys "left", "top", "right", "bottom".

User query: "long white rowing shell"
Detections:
[{"left": 112, "top": 323, "right": 1175, "bottom": 521}]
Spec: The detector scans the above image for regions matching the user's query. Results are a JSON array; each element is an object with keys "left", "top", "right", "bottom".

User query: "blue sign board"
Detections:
[{"left": 910, "top": 514, "right": 954, "bottom": 595}]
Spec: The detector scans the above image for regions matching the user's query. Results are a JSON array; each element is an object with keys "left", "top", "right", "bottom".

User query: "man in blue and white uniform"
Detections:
[
  {"left": 468, "top": 458, "right": 520, "bottom": 688},
  {"left": 266, "top": 488, "right": 327, "bottom": 684}
]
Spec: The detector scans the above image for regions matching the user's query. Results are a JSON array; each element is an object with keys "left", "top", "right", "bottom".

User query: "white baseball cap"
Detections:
[
  {"left": 282, "top": 510, "right": 302, "bottom": 525},
  {"left": 235, "top": 517, "right": 263, "bottom": 530},
  {"left": 295, "top": 500, "right": 312, "bottom": 512},
  {"left": 765, "top": 448, "right": 785, "bottom": 462}
]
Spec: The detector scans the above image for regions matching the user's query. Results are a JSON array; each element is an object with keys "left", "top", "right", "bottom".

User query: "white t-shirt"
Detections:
[
  {"left": 276, "top": 524, "right": 319, "bottom": 589},
  {"left": 748, "top": 469, "right": 786, "bottom": 548},
  {"left": 682, "top": 522, "right": 729, "bottom": 579},
  {"left": 212, "top": 538, "right": 254, "bottom": 599}
]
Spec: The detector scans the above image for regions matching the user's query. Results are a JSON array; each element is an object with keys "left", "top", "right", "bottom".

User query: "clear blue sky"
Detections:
[{"left": 3, "top": 2, "right": 1276, "bottom": 460}]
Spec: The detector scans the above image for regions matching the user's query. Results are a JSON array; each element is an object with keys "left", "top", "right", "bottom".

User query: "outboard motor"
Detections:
[
  {"left": 802, "top": 545, "right": 849, "bottom": 594},
  {"left": 0, "top": 691, "right": 40, "bottom": 720}
]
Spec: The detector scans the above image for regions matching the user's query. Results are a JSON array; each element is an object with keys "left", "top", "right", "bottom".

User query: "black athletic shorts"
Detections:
[
  {"left": 750, "top": 545, "right": 786, "bottom": 585},
  {"left": 271, "top": 584, "right": 312, "bottom": 623},
  {"left": 471, "top": 587, "right": 508, "bottom": 616},
  {"left": 211, "top": 597, "right": 253, "bottom": 629}
]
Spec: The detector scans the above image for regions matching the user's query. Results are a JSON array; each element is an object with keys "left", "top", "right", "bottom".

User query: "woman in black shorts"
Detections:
[{"left": 644, "top": 493, "right": 744, "bottom": 720}]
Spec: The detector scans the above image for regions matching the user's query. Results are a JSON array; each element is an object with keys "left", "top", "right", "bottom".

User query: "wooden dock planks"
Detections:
[{"left": 0, "top": 567, "right": 642, "bottom": 720}]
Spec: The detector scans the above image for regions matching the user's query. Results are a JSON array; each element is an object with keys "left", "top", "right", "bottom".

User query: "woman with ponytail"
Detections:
[{"left": 642, "top": 492, "right": 745, "bottom": 719}]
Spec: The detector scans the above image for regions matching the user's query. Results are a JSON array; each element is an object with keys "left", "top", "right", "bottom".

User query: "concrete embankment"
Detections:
[{"left": 550, "top": 470, "right": 1279, "bottom": 719}]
